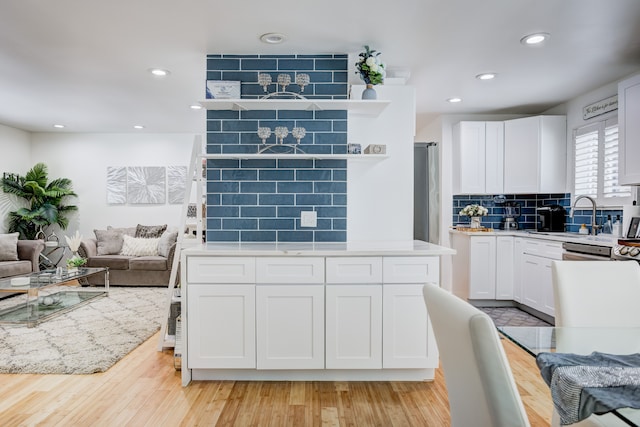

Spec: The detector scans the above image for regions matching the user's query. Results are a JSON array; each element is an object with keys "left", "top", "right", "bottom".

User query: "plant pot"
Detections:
[{"left": 362, "top": 84, "right": 377, "bottom": 100}]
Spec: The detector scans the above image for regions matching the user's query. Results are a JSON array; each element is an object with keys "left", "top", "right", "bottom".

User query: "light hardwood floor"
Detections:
[{"left": 0, "top": 332, "right": 553, "bottom": 426}]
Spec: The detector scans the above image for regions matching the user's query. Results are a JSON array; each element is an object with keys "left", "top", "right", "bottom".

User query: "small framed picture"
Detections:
[
  {"left": 348, "top": 143, "right": 362, "bottom": 154},
  {"left": 206, "top": 80, "right": 241, "bottom": 99},
  {"left": 627, "top": 216, "right": 640, "bottom": 238}
]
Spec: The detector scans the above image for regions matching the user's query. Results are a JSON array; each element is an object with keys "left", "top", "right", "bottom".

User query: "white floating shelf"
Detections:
[
  {"left": 199, "top": 99, "right": 390, "bottom": 116},
  {"left": 203, "top": 153, "right": 388, "bottom": 161}
]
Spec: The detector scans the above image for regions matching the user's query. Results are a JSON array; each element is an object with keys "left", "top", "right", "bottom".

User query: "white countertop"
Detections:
[
  {"left": 181, "top": 240, "right": 456, "bottom": 256},
  {"left": 449, "top": 229, "right": 620, "bottom": 247}
]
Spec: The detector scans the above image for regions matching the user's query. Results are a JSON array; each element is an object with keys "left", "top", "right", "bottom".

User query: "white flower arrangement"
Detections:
[
  {"left": 459, "top": 204, "right": 488, "bottom": 217},
  {"left": 64, "top": 230, "right": 83, "bottom": 252},
  {"left": 355, "top": 45, "right": 385, "bottom": 85}
]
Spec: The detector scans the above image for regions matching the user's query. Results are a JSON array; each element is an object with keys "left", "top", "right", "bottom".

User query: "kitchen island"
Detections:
[{"left": 179, "top": 240, "right": 455, "bottom": 386}]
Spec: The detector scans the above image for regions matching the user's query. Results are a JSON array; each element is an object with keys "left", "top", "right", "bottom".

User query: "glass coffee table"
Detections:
[{"left": 0, "top": 267, "right": 109, "bottom": 327}]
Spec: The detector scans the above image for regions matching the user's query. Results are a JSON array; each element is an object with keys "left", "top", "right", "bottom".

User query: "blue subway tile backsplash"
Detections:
[
  {"left": 206, "top": 53, "right": 348, "bottom": 242},
  {"left": 452, "top": 193, "right": 625, "bottom": 234}
]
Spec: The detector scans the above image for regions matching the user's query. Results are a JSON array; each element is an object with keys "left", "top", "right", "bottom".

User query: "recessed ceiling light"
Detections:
[
  {"left": 133, "top": 125, "right": 145, "bottom": 129},
  {"left": 52, "top": 124, "right": 65, "bottom": 129},
  {"left": 260, "top": 33, "right": 286, "bottom": 44},
  {"left": 447, "top": 97, "right": 462, "bottom": 103},
  {"left": 520, "top": 33, "right": 550, "bottom": 46},
  {"left": 148, "top": 68, "right": 170, "bottom": 77},
  {"left": 190, "top": 104, "right": 203, "bottom": 110},
  {"left": 476, "top": 73, "right": 497, "bottom": 80}
]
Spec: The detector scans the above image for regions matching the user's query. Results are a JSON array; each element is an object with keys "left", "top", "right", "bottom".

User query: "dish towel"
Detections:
[{"left": 536, "top": 352, "right": 640, "bottom": 425}]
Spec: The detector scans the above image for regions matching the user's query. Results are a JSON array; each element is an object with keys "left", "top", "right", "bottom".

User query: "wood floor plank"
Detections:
[{"left": 0, "top": 330, "right": 554, "bottom": 426}]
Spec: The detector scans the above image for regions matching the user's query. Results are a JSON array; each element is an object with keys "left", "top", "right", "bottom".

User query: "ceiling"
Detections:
[{"left": 1, "top": 0, "right": 640, "bottom": 134}]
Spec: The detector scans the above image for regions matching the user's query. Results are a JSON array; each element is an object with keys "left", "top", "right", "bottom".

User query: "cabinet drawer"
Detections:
[
  {"left": 326, "top": 257, "right": 383, "bottom": 284},
  {"left": 256, "top": 257, "right": 325, "bottom": 284},
  {"left": 187, "top": 256, "right": 255, "bottom": 284},
  {"left": 383, "top": 257, "right": 439, "bottom": 284},
  {"left": 523, "top": 239, "right": 563, "bottom": 259}
]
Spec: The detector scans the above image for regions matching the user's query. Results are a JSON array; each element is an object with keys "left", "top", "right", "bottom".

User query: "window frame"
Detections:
[{"left": 572, "top": 116, "right": 635, "bottom": 207}]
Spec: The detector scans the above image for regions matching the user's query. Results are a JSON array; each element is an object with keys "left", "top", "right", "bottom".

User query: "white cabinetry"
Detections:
[
  {"left": 255, "top": 257, "right": 325, "bottom": 369},
  {"left": 382, "top": 257, "right": 439, "bottom": 369},
  {"left": 468, "top": 236, "right": 496, "bottom": 299},
  {"left": 186, "top": 256, "right": 257, "bottom": 369},
  {"left": 503, "top": 116, "right": 567, "bottom": 194},
  {"left": 452, "top": 121, "right": 504, "bottom": 194},
  {"left": 618, "top": 73, "right": 640, "bottom": 185},
  {"left": 520, "top": 239, "right": 562, "bottom": 316},
  {"left": 326, "top": 285, "right": 382, "bottom": 369},
  {"left": 450, "top": 233, "right": 514, "bottom": 301},
  {"left": 187, "top": 284, "right": 256, "bottom": 369},
  {"left": 184, "top": 250, "right": 443, "bottom": 382},
  {"left": 256, "top": 284, "right": 325, "bottom": 369},
  {"left": 495, "top": 236, "right": 515, "bottom": 300},
  {"left": 512, "top": 237, "right": 524, "bottom": 303},
  {"left": 325, "top": 257, "right": 383, "bottom": 369}
]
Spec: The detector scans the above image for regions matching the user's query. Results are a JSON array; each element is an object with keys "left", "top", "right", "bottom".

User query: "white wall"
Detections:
[
  {"left": 30, "top": 133, "right": 198, "bottom": 240},
  {"left": 0, "top": 124, "right": 32, "bottom": 233},
  {"left": 348, "top": 85, "right": 416, "bottom": 241}
]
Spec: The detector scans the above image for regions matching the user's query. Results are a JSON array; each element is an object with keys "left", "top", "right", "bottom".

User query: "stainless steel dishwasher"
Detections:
[{"left": 562, "top": 241, "right": 612, "bottom": 261}]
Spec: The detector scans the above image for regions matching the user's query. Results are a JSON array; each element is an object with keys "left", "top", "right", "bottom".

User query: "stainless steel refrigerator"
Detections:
[{"left": 414, "top": 142, "right": 439, "bottom": 244}]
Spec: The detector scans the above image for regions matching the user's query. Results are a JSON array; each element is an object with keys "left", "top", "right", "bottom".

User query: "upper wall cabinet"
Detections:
[
  {"left": 503, "top": 116, "right": 567, "bottom": 194},
  {"left": 452, "top": 121, "right": 504, "bottom": 194},
  {"left": 618, "top": 73, "right": 640, "bottom": 185}
]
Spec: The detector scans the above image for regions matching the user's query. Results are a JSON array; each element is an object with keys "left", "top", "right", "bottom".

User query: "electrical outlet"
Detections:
[{"left": 301, "top": 211, "right": 317, "bottom": 228}]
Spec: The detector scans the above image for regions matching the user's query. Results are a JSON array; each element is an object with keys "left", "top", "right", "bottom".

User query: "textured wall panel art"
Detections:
[
  {"left": 167, "top": 166, "right": 188, "bottom": 204},
  {"left": 106, "top": 167, "right": 127, "bottom": 204},
  {"left": 126, "top": 166, "right": 166, "bottom": 204}
]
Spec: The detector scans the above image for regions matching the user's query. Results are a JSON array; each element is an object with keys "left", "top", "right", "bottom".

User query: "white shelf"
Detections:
[
  {"left": 199, "top": 99, "right": 390, "bottom": 116},
  {"left": 203, "top": 153, "right": 388, "bottom": 161}
]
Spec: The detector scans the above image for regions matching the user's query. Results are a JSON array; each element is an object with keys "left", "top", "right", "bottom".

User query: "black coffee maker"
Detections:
[
  {"left": 500, "top": 201, "right": 521, "bottom": 230},
  {"left": 537, "top": 205, "right": 566, "bottom": 232}
]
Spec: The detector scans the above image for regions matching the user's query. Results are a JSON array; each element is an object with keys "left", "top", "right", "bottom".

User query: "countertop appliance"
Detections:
[
  {"left": 500, "top": 201, "right": 521, "bottom": 230},
  {"left": 537, "top": 205, "right": 566, "bottom": 232}
]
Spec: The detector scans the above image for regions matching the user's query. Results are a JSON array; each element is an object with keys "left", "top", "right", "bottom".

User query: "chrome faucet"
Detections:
[{"left": 569, "top": 195, "right": 600, "bottom": 235}]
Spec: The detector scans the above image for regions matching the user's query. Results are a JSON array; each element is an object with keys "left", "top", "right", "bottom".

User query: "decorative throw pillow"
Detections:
[
  {"left": 157, "top": 230, "right": 178, "bottom": 258},
  {"left": 120, "top": 235, "right": 160, "bottom": 257},
  {"left": 135, "top": 224, "right": 167, "bottom": 239},
  {"left": 94, "top": 229, "right": 125, "bottom": 255},
  {"left": 107, "top": 226, "right": 136, "bottom": 237},
  {"left": 0, "top": 232, "right": 19, "bottom": 261}
]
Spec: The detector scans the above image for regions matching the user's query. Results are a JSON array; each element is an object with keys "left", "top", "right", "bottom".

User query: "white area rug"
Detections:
[{"left": 0, "top": 287, "right": 165, "bottom": 374}]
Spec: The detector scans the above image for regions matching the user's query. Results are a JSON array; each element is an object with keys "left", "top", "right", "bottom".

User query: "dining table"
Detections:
[{"left": 498, "top": 326, "right": 640, "bottom": 427}]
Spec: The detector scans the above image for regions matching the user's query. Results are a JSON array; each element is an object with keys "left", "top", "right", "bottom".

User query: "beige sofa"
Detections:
[
  {"left": 0, "top": 239, "right": 45, "bottom": 279},
  {"left": 78, "top": 225, "right": 178, "bottom": 287}
]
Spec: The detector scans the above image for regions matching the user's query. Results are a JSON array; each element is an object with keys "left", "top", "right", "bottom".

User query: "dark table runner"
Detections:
[{"left": 536, "top": 352, "right": 640, "bottom": 425}]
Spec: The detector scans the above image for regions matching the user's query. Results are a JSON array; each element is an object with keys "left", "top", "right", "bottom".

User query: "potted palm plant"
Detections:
[{"left": 1, "top": 163, "right": 78, "bottom": 240}]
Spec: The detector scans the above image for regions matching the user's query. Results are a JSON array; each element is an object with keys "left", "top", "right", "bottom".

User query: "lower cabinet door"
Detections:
[
  {"left": 325, "top": 285, "right": 382, "bottom": 369},
  {"left": 187, "top": 284, "right": 256, "bottom": 369},
  {"left": 382, "top": 284, "right": 435, "bottom": 369},
  {"left": 256, "top": 285, "right": 325, "bottom": 369}
]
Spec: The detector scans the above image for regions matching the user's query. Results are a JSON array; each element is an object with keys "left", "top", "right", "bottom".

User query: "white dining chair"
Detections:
[
  {"left": 552, "top": 260, "right": 640, "bottom": 327},
  {"left": 422, "top": 283, "right": 531, "bottom": 427},
  {"left": 423, "top": 283, "right": 635, "bottom": 427}
]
